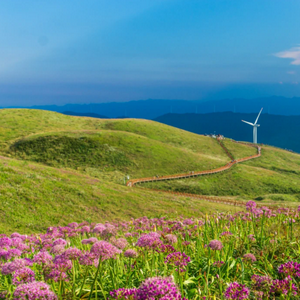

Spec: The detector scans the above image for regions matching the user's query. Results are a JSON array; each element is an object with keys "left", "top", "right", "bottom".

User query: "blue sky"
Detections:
[{"left": 0, "top": 0, "right": 300, "bottom": 105}]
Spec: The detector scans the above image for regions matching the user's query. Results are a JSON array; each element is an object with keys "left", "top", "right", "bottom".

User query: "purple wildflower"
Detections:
[
  {"left": 52, "top": 238, "right": 67, "bottom": 247},
  {"left": 1, "top": 259, "right": 32, "bottom": 275},
  {"left": 0, "top": 249, "right": 9, "bottom": 261},
  {"left": 165, "top": 252, "right": 191, "bottom": 272},
  {"left": 251, "top": 275, "right": 272, "bottom": 298},
  {"left": 90, "top": 241, "right": 121, "bottom": 261},
  {"left": 278, "top": 261, "right": 300, "bottom": 277},
  {"left": 243, "top": 253, "right": 256, "bottom": 263},
  {"left": 33, "top": 251, "right": 53, "bottom": 265},
  {"left": 45, "top": 256, "right": 72, "bottom": 282},
  {"left": 124, "top": 249, "right": 138, "bottom": 258},
  {"left": 80, "top": 225, "right": 91, "bottom": 233},
  {"left": 183, "top": 219, "right": 194, "bottom": 225},
  {"left": 12, "top": 267, "right": 35, "bottom": 285},
  {"left": 224, "top": 282, "right": 250, "bottom": 300},
  {"left": 101, "top": 224, "right": 117, "bottom": 239},
  {"left": 0, "top": 237, "right": 12, "bottom": 248},
  {"left": 11, "top": 233, "right": 22, "bottom": 239},
  {"left": 93, "top": 224, "right": 106, "bottom": 234},
  {"left": 79, "top": 252, "right": 99, "bottom": 267},
  {"left": 68, "top": 222, "right": 79, "bottom": 229},
  {"left": 208, "top": 240, "right": 223, "bottom": 251},
  {"left": 13, "top": 281, "right": 57, "bottom": 300},
  {"left": 270, "top": 276, "right": 297, "bottom": 296},
  {"left": 3, "top": 248, "right": 22, "bottom": 260},
  {"left": 164, "top": 234, "right": 178, "bottom": 244},
  {"left": 111, "top": 238, "right": 128, "bottom": 250},
  {"left": 246, "top": 201, "right": 257, "bottom": 212},
  {"left": 11, "top": 237, "right": 23, "bottom": 247},
  {"left": 156, "top": 244, "right": 176, "bottom": 254},
  {"left": 50, "top": 245, "right": 65, "bottom": 255},
  {"left": 136, "top": 232, "right": 162, "bottom": 249},
  {"left": 135, "top": 276, "right": 185, "bottom": 300},
  {"left": 62, "top": 247, "right": 82, "bottom": 260}
]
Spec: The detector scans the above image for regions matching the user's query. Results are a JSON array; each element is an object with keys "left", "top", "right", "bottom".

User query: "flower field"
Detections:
[{"left": 0, "top": 201, "right": 300, "bottom": 299}]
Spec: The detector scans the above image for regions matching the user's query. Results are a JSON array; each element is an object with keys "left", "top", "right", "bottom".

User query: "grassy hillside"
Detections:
[
  {"left": 1, "top": 108, "right": 300, "bottom": 233},
  {"left": 0, "top": 109, "right": 227, "bottom": 157},
  {"left": 0, "top": 109, "right": 243, "bottom": 233},
  {"left": 1, "top": 109, "right": 229, "bottom": 181},
  {"left": 142, "top": 144, "right": 300, "bottom": 201},
  {"left": 222, "top": 139, "right": 257, "bottom": 159},
  {"left": 8, "top": 131, "right": 227, "bottom": 180},
  {"left": 0, "top": 155, "right": 241, "bottom": 233}
]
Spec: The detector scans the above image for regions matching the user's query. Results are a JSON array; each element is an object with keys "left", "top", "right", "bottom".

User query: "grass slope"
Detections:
[
  {"left": 222, "top": 139, "right": 257, "bottom": 159},
  {"left": 1, "top": 109, "right": 229, "bottom": 182},
  {"left": 143, "top": 143, "right": 300, "bottom": 201},
  {"left": 1, "top": 108, "right": 300, "bottom": 234},
  {"left": 0, "top": 109, "right": 227, "bottom": 157},
  {"left": 8, "top": 131, "right": 227, "bottom": 180},
  {"left": 0, "top": 155, "right": 240, "bottom": 233}
]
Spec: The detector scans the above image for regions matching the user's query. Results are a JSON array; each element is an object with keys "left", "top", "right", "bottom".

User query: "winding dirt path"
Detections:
[{"left": 127, "top": 138, "right": 263, "bottom": 208}]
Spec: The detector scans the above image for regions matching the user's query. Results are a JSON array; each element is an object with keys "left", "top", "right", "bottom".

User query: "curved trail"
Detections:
[{"left": 127, "top": 138, "right": 263, "bottom": 208}]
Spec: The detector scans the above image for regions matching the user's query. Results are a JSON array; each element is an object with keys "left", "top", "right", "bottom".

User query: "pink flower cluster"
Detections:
[
  {"left": 110, "top": 276, "right": 186, "bottom": 300},
  {"left": 164, "top": 252, "right": 191, "bottom": 272}
]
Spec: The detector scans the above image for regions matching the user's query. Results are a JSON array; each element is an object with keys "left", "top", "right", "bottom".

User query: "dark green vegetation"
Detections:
[{"left": 1, "top": 109, "right": 300, "bottom": 232}]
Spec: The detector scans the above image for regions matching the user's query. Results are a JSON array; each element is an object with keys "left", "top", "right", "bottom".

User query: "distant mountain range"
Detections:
[
  {"left": 7, "top": 96, "right": 300, "bottom": 119},
  {"left": 154, "top": 112, "right": 300, "bottom": 152}
]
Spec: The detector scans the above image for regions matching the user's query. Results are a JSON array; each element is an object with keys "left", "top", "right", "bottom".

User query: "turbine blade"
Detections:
[
  {"left": 254, "top": 108, "right": 263, "bottom": 125},
  {"left": 242, "top": 120, "right": 254, "bottom": 126}
]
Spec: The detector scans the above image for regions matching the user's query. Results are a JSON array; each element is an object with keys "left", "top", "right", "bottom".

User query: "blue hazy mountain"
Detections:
[
  {"left": 16, "top": 96, "right": 300, "bottom": 119},
  {"left": 154, "top": 112, "right": 300, "bottom": 153}
]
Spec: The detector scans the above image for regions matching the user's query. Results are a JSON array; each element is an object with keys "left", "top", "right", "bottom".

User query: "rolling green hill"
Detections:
[
  {"left": 0, "top": 108, "right": 227, "bottom": 155},
  {"left": 0, "top": 154, "right": 239, "bottom": 234},
  {"left": 143, "top": 145, "right": 300, "bottom": 201},
  {"left": 1, "top": 109, "right": 229, "bottom": 182},
  {"left": 0, "top": 109, "right": 300, "bottom": 232},
  {"left": 8, "top": 131, "right": 228, "bottom": 181}
]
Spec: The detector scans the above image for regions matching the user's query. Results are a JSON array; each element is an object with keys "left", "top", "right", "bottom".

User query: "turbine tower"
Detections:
[{"left": 241, "top": 108, "right": 263, "bottom": 144}]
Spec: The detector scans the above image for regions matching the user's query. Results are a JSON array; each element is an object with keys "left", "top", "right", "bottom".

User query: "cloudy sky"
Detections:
[{"left": 0, "top": 0, "right": 300, "bottom": 106}]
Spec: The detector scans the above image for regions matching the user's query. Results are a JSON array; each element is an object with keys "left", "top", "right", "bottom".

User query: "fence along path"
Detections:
[{"left": 126, "top": 138, "right": 262, "bottom": 208}]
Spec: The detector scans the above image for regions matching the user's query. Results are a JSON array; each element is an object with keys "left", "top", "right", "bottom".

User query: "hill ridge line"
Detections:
[{"left": 127, "top": 138, "right": 262, "bottom": 208}]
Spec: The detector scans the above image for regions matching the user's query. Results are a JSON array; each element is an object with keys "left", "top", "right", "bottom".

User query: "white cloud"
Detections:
[{"left": 275, "top": 46, "right": 300, "bottom": 65}]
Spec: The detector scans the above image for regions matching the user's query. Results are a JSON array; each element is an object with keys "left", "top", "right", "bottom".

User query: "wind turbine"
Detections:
[{"left": 241, "top": 108, "right": 263, "bottom": 144}]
